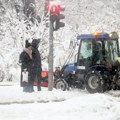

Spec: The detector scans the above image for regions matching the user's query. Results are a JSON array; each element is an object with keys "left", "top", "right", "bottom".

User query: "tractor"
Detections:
[{"left": 55, "top": 32, "right": 120, "bottom": 93}]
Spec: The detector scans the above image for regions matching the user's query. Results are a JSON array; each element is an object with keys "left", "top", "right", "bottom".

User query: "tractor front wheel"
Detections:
[{"left": 55, "top": 79, "right": 68, "bottom": 91}]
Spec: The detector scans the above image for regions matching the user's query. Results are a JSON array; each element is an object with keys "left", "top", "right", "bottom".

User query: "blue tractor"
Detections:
[{"left": 55, "top": 32, "right": 120, "bottom": 93}]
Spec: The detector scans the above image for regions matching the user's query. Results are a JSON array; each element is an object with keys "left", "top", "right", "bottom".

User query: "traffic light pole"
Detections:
[
  {"left": 47, "top": 0, "right": 65, "bottom": 91},
  {"left": 48, "top": 20, "right": 54, "bottom": 91}
]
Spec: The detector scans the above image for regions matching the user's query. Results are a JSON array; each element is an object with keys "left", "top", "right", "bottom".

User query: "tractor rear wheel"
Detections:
[{"left": 85, "top": 71, "right": 105, "bottom": 93}]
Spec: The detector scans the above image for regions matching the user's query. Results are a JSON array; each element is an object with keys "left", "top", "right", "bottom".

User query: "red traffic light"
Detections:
[
  {"left": 51, "top": 5, "right": 60, "bottom": 13},
  {"left": 49, "top": 5, "right": 61, "bottom": 14}
]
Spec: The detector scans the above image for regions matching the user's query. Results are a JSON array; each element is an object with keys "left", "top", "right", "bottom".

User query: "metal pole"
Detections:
[
  {"left": 48, "top": 19, "right": 54, "bottom": 91},
  {"left": 45, "top": 0, "right": 54, "bottom": 91}
]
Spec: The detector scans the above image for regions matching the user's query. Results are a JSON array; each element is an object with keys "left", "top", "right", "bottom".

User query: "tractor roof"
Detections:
[{"left": 77, "top": 33, "right": 109, "bottom": 40}]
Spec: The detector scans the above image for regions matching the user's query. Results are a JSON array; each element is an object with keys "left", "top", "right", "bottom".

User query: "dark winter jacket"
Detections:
[
  {"left": 32, "top": 47, "right": 42, "bottom": 72},
  {"left": 32, "top": 39, "right": 42, "bottom": 72},
  {"left": 20, "top": 48, "right": 33, "bottom": 72}
]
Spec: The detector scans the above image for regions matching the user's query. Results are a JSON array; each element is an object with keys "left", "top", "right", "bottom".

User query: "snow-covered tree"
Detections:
[{"left": 0, "top": 0, "right": 120, "bottom": 82}]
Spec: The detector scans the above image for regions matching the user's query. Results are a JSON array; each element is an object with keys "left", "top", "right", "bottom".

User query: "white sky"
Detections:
[{"left": 0, "top": 84, "right": 120, "bottom": 120}]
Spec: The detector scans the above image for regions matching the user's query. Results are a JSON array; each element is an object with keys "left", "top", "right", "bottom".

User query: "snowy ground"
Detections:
[{"left": 0, "top": 82, "right": 120, "bottom": 120}]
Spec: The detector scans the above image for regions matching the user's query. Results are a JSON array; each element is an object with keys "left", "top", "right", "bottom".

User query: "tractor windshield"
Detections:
[
  {"left": 105, "top": 39, "right": 119, "bottom": 64},
  {"left": 79, "top": 39, "right": 92, "bottom": 59},
  {"left": 78, "top": 39, "right": 93, "bottom": 68},
  {"left": 78, "top": 39, "right": 103, "bottom": 67}
]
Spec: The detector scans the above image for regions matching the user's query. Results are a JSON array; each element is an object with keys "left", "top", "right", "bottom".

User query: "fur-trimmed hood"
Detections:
[{"left": 24, "top": 48, "right": 32, "bottom": 59}]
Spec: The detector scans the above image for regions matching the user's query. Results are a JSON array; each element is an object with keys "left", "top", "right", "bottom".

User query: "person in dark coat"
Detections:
[
  {"left": 32, "top": 39, "right": 42, "bottom": 91},
  {"left": 20, "top": 40, "right": 34, "bottom": 92}
]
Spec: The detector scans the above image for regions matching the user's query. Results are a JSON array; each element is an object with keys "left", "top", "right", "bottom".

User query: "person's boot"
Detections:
[
  {"left": 37, "top": 80, "right": 41, "bottom": 91},
  {"left": 38, "top": 86, "right": 41, "bottom": 91},
  {"left": 28, "top": 85, "right": 34, "bottom": 93}
]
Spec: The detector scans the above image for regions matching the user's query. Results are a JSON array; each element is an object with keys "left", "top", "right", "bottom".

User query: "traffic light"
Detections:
[
  {"left": 55, "top": 10, "right": 65, "bottom": 30},
  {"left": 49, "top": 3, "right": 65, "bottom": 31}
]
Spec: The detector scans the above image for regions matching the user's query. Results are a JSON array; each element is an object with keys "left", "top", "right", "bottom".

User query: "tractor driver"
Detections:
[
  {"left": 94, "top": 42, "right": 103, "bottom": 64},
  {"left": 94, "top": 42, "right": 112, "bottom": 68}
]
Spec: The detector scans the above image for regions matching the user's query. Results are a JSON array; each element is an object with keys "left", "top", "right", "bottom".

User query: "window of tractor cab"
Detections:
[
  {"left": 105, "top": 39, "right": 119, "bottom": 64},
  {"left": 79, "top": 39, "right": 104, "bottom": 65},
  {"left": 79, "top": 39, "right": 103, "bottom": 59},
  {"left": 79, "top": 39, "right": 93, "bottom": 59}
]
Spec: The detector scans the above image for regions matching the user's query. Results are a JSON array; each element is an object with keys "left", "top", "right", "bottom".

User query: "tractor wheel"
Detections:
[
  {"left": 85, "top": 71, "right": 105, "bottom": 93},
  {"left": 55, "top": 79, "right": 68, "bottom": 91}
]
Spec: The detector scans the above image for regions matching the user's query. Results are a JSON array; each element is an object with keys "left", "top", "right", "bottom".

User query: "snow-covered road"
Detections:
[{"left": 0, "top": 83, "right": 120, "bottom": 120}]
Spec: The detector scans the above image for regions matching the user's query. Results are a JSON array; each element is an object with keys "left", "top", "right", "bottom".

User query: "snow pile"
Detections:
[
  {"left": 0, "top": 85, "right": 120, "bottom": 120},
  {"left": 0, "top": 84, "right": 87, "bottom": 104}
]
